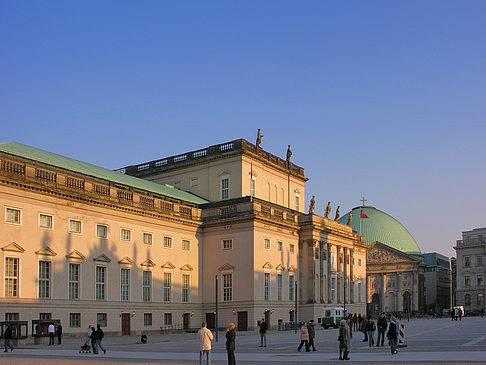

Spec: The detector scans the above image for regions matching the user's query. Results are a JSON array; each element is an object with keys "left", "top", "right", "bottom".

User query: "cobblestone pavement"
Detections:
[{"left": 1, "top": 317, "right": 486, "bottom": 364}]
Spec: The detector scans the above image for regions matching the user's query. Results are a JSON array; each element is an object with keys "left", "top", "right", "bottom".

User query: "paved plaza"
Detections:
[{"left": 2, "top": 317, "right": 486, "bottom": 364}]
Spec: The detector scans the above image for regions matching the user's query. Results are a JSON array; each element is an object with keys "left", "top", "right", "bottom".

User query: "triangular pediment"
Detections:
[
  {"left": 161, "top": 261, "right": 175, "bottom": 269},
  {"left": 118, "top": 257, "right": 134, "bottom": 265},
  {"left": 218, "top": 263, "right": 234, "bottom": 271},
  {"left": 35, "top": 247, "right": 57, "bottom": 257},
  {"left": 2, "top": 242, "right": 25, "bottom": 253},
  {"left": 288, "top": 265, "right": 297, "bottom": 272},
  {"left": 367, "top": 241, "right": 420, "bottom": 265},
  {"left": 93, "top": 254, "right": 111, "bottom": 263},
  {"left": 66, "top": 250, "right": 85, "bottom": 260},
  {"left": 275, "top": 264, "right": 285, "bottom": 271},
  {"left": 180, "top": 264, "right": 193, "bottom": 271},
  {"left": 262, "top": 262, "right": 273, "bottom": 270},
  {"left": 140, "top": 259, "right": 156, "bottom": 267}
]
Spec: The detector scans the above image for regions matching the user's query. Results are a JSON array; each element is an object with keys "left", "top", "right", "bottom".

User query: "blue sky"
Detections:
[{"left": 2, "top": 1, "right": 485, "bottom": 257}]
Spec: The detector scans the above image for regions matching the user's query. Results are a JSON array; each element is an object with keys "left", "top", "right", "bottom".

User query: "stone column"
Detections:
[
  {"left": 308, "top": 240, "right": 315, "bottom": 303},
  {"left": 319, "top": 241, "right": 325, "bottom": 303},
  {"left": 381, "top": 273, "right": 386, "bottom": 312},
  {"left": 350, "top": 249, "right": 354, "bottom": 303},
  {"left": 413, "top": 270, "right": 419, "bottom": 312},
  {"left": 327, "top": 243, "right": 332, "bottom": 303},
  {"left": 337, "top": 245, "right": 341, "bottom": 303},
  {"left": 397, "top": 272, "right": 402, "bottom": 312}
]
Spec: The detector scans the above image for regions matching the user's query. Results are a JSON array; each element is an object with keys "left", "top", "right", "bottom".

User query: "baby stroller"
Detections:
[{"left": 79, "top": 338, "right": 92, "bottom": 353}]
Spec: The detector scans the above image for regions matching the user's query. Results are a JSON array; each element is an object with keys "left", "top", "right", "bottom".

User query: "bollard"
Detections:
[{"left": 398, "top": 323, "right": 407, "bottom": 347}]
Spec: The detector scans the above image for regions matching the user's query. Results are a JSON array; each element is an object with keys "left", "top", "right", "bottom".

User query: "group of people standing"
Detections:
[
  {"left": 85, "top": 324, "right": 106, "bottom": 354},
  {"left": 198, "top": 322, "right": 235, "bottom": 365}
]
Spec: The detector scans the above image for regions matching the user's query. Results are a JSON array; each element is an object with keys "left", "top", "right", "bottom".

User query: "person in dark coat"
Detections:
[
  {"left": 57, "top": 323, "right": 63, "bottom": 344},
  {"left": 387, "top": 316, "right": 399, "bottom": 355},
  {"left": 225, "top": 323, "right": 236, "bottom": 365},
  {"left": 376, "top": 313, "right": 387, "bottom": 347},
  {"left": 338, "top": 320, "right": 350, "bottom": 360},
  {"left": 258, "top": 318, "right": 267, "bottom": 347},
  {"left": 3, "top": 324, "right": 14, "bottom": 352},
  {"left": 307, "top": 321, "right": 316, "bottom": 351}
]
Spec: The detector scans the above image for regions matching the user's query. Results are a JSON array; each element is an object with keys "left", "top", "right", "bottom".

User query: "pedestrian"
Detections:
[
  {"left": 258, "top": 318, "right": 267, "bottom": 347},
  {"left": 198, "top": 322, "right": 213, "bottom": 365},
  {"left": 307, "top": 320, "right": 316, "bottom": 351},
  {"left": 376, "top": 313, "right": 387, "bottom": 347},
  {"left": 225, "top": 323, "right": 236, "bottom": 365},
  {"left": 3, "top": 324, "right": 14, "bottom": 352},
  {"left": 57, "top": 322, "right": 63, "bottom": 344},
  {"left": 94, "top": 324, "right": 106, "bottom": 354},
  {"left": 387, "top": 315, "right": 399, "bottom": 355},
  {"left": 458, "top": 308, "right": 463, "bottom": 321},
  {"left": 48, "top": 323, "right": 55, "bottom": 346},
  {"left": 89, "top": 326, "right": 97, "bottom": 353},
  {"left": 357, "top": 314, "right": 363, "bottom": 331},
  {"left": 338, "top": 319, "right": 350, "bottom": 360},
  {"left": 481, "top": 308, "right": 484, "bottom": 318},
  {"left": 365, "top": 316, "right": 375, "bottom": 347},
  {"left": 352, "top": 313, "right": 358, "bottom": 332},
  {"left": 297, "top": 322, "right": 309, "bottom": 352},
  {"left": 361, "top": 316, "right": 368, "bottom": 342}
]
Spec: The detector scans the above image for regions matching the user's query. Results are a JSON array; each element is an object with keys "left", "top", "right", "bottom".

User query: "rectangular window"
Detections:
[
  {"left": 97, "top": 313, "right": 107, "bottom": 327},
  {"left": 358, "top": 282, "right": 362, "bottom": 302},
  {"left": 68, "top": 263, "right": 80, "bottom": 300},
  {"left": 39, "top": 213, "right": 53, "bottom": 229},
  {"left": 97, "top": 224, "right": 108, "bottom": 238},
  {"left": 5, "top": 207, "right": 21, "bottom": 224},
  {"left": 163, "top": 236, "right": 172, "bottom": 248},
  {"left": 144, "top": 313, "right": 152, "bottom": 326},
  {"left": 358, "top": 258, "right": 362, "bottom": 266},
  {"left": 465, "top": 275, "right": 471, "bottom": 288},
  {"left": 331, "top": 277, "right": 337, "bottom": 301},
  {"left": 164, "top": 313, "right": 172, "bottom": 326},
  {"left": 222, "top": 239, "right": 233, "bottom": 250},
  {"left": 182, "top": 274, "right": 190, "bottom": 302},
  {"left": 69, "top": 219, "right": 82, "bottom": 234},
  {"left": 143, "top": 232, "right": 153, "bottom": 245},
  {"left": 38, "top": 261, "right": 51, "bottom": 298},
  {"left": 278, "top": 242, "right": 283, "bottom": 251},
  {"left": 465, "top": 256, "right": 471, "bottom": 267},
  {"left": 182, "top": 240, "right": 191, "bottom": 251},
  {"left": 120, "top": 268, "right": 130, "bottom": 301},
  {"left": 289, "top": 244, "right": 295, "bottom": 254},
  {"left": 264, "top": 273, "right": 270, "bottom": 301},
  {"left": 163, "top": 272, "right": 171, "bottom": 302},
  {"left": 5, "top": 257, "right": 19, "bottom": 298},
  {"left": 478, "top": 294, "right": 485, "bottom": 307},
  {"left": 477, "top": 255, "right": 483, "bottom": 267},
  {"left": 143, "top": 271, "right": 152, "bottom": 302},
  {"left": 264, "top": 239, "right": 271, "bottom": 249},
  {"left": 478, "top": 275, "right": 484, "bottom": 288},
  {"left": 289, "top": 276, "right": 294, "bottom": 301},
  {"left": 221, "top": 177, "right": 229, "bottom": 200},
  {"left": 120, "top": 228, "right": 131, "bottom": 242},
  {"left": 223, "top": 273, "right": 232, "bottom": 302},
  {"left": 5, "top": 313, "right": 19, "bottom": 321},
  {"left": 70, "top": 313, "right": 81, "bottom": 328},
  {"left": 95, "top": 266, "right": 106, "bottom": 300},
  {"left": 277, "top": 274, "right": 282, "bottom": 301}
]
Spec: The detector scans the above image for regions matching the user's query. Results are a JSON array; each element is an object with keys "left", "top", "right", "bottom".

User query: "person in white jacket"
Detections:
[{"left": 198, "top": 322, "right": 214, "bottom": 365}]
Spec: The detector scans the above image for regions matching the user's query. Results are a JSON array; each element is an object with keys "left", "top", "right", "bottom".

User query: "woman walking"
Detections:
[{"left": 297, "top": 322, "right": 309, "bottom": 352}]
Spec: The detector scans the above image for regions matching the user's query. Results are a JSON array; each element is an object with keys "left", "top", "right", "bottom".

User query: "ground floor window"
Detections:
[
  {"left": 164, "top": 313, "right": 172, "bottom": 326},
  {"left": 144, "top": 313, "right": 152, "bottom": 326},
  {"left": 97, "top": 313, "right": 107, "bottom": 327},
  {"left": 70, "top": 313, "right": 81, "bottom": 328}
]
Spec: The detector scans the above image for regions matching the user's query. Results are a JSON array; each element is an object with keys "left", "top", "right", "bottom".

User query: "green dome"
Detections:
[{"left": 338, "top": 206, "right": 421, "bottom": 255}]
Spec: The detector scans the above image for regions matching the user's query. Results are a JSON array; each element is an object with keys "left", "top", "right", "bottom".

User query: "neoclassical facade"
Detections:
[{"left": 0, "top": 139, "right": 366, "bottom": 336}]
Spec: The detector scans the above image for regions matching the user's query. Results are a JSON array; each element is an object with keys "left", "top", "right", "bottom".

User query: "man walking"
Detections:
[
  {"left": 198, "top": 322, "right": 213, "bottom": 365},
  {"left": 376, "top": 313, "right": 387, "bottom": 347},
  {"left": 3, "top": 324, "right": 14, "bottom": 352},
  {"left": 94, "top": 324, "right": 106, "bottom": 354},
  {"left": 258, "top": 318, "right": 267, "bottom": 347},
  {"left": 387, "top": 316, "right": 399, "bottom": 355},
  {"left": 48, "top": 323, "right": 55, "bottom": 346},
  {"left": 307, "top": 320, "right": 316, "bottom": 351}
]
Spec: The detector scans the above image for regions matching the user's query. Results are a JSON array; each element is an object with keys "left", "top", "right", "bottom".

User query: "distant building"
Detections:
[
  {"left": 423, "top": 253, "right": 451, "bottom": 314},
  {"left": 454, "top": 227, "right": 486, "bottom": 314}
]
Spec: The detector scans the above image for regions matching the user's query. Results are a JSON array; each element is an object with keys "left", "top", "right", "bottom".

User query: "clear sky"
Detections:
[{"left": 2, "top": 1, "right": 485, "bottom": 258}]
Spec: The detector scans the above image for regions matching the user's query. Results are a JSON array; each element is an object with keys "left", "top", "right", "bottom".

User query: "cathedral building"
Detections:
[{"left": 0, "top": 138, "right": 366, "bottom": 336}]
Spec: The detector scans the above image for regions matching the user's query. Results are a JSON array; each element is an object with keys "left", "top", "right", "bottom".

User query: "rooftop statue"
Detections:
[
  {"left": 308, "top": 195, "right": 315, "bottom": 214},
  {"left": 347, "top": 211, "right": 353, "bottom": 225},
  {"left": 256, "top": 129, "right": 263, "bottom": 149},
  {"left": 286, "top": 145, "right": 292, "bottom": 162},
  {"left": 324, "top": 202, "right": 331, "bottom": 218},
  {"left": 334, "top": 206, "right": 340, "bottom": 221}
]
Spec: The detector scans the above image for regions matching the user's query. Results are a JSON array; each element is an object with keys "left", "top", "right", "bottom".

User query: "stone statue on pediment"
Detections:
[
  {"left": 308, "top": 195, "right": 315, "bottom": 214},
  {"left": 286, "top": 145, "right": 292, "bottom": 163},
  {"left": 347, "top": 211, "right": 353, "bottom": 225},
  {"left": 324, "top": 202, "right": 331, "bottom": 218},
  {"left": 334, "top": 206, "right": 340, "bottom": 221},
  {"left": 256, "top": 129, "right": 263, "bottom": 149}
]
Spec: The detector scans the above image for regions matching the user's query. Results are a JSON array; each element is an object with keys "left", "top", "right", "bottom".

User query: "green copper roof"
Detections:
[
  {"left": 338, "top": 206, "right": 422, "bottom": 255},
  {"left": 0, "top": 141, "right": 208, "bottom": 205}
]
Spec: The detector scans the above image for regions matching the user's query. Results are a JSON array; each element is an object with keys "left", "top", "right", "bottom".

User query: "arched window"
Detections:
[
  {"left": 477, "top": 293, "right": 484, "bottom": 307},
  {"left": 465, "top": 294, "right": 471, "bottom": 306}
]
